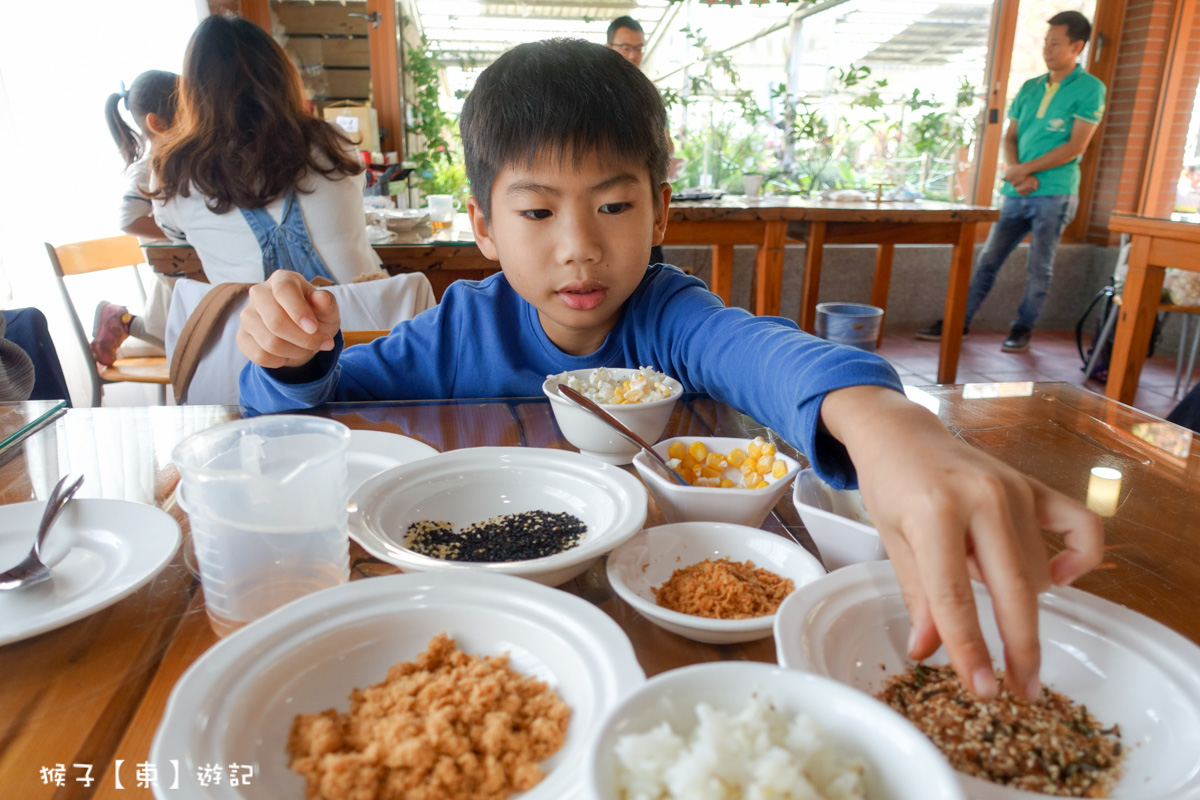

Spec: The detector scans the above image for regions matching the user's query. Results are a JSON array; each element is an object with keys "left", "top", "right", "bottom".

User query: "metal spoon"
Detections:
[
  {"left": 555, "top": 384, "right": 691, "bottom": 486},
  {"left": 0, "top": 474, "right": 85, "bottom": 591}
]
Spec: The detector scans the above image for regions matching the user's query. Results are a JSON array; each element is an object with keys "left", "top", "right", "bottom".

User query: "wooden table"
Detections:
[
  {"left": 665, "top": 198, "right": 999, "bottom": 383},
  {"left": 141, "top": 234, "right": 500, "bottom": 303},
  {"left": 1, "top": 382, "right": 1197, "bottom": 797},
  {"left": 1106, "top": 214, "right": 1200, "bottom": 405},
  {"left": 143, "top": 199, "right": 997, "bottom": 384}
]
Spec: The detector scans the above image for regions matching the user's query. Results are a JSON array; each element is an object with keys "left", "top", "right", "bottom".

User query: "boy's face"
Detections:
[{"left": 468, "top": 151, "right": 670, "bottom": 357}]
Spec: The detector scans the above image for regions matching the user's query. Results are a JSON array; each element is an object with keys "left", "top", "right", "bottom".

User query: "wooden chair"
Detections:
[
  {"left": 342, "top": 329, "right": 391, "bottom": 347},
  {"left": 1086, "top": 294, "right": 1200, "bottom": 396},
  {"left": 45, "top": 236, "right": 169, "bottom": 407}
]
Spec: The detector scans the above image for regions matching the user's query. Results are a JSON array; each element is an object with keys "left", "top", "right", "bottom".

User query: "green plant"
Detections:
[
  {"left": 672, "top": 120, "right": 766, "bottom": 192},
  {"left": 420, "top": 157, "right": 470, "bottom": 206},
  {"left": 401, "top": 17, "right": 454, "bottom": 181},
  {"left": 762, "top": 65, "right": 888, "bottom": 195}
]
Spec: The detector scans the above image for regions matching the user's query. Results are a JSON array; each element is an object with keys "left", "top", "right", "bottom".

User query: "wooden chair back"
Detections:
[
  {"left": 342, "top": 329, "right": 391, "bottom": 348},
  {"left": 45, "top": 237, "right": 169, "bottom": 406}
]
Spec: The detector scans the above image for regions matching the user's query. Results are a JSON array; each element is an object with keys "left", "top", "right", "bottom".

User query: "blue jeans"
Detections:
[{"left": 964, "top": 194, "right": 1079, "bottom": 330}]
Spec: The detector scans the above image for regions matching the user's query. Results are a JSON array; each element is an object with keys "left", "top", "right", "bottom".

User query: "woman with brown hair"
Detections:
[{"left": 151, "top": 14, "right": 381, "bottom": 286}]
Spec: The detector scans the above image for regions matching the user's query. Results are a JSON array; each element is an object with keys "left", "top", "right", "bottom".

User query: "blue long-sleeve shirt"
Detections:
[{"left": 240, "top": 265, "right": 903, "bottom": 488}]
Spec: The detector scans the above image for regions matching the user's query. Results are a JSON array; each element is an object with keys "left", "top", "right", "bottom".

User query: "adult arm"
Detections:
[
  {"left": 123, "top": 213, "right": 167, "bottom": 240},
  {"left": 1004, "top": 120, "right": 1098, "bottom": 185},
  {"left": 1003, "top": 119, "right": 1020, "bottom": 173}
]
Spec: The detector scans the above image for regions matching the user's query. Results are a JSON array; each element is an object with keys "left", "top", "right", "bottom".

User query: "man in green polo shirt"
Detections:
[{"left": 918, "top": 10, "right": 1105, "bottom": 352}]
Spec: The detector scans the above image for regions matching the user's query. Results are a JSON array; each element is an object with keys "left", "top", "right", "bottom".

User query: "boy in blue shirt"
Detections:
[{"left": 238, "top": 39, "right": 1102, "bottom": 701}]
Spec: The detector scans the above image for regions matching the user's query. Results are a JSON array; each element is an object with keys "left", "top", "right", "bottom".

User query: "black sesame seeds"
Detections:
[{"left": 403, "top": 511, "right": 587, "bottom": 562}]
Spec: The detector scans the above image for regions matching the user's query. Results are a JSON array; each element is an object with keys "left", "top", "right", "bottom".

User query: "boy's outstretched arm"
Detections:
[
  {"left": 237, "top": 270, "right": 341, "bottom": 369},
  {"left": 820, "top": 385, "right": 1104, "bottom": 701}
]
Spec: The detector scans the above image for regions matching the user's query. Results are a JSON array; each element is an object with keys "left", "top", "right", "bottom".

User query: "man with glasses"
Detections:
[
  {"left": 608, "top": 16, "right": 670, "bottom": 266},
  {"left": 917, "top": 11, "right": 1105, "bottom": 353},
  {"left": 606, "top": 16, "right": 646, "bottom": 67}
]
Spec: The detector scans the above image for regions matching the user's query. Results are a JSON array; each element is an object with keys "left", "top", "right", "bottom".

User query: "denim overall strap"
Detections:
[{"left": 238, "top": 187, "right": 337, "bottom": 283}]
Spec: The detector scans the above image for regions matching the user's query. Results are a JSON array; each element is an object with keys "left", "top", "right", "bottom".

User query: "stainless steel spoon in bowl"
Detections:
[
  {"left": 554, "top": 385, "right": 691, "bottom": 486},
  {"left": 0, "top": 474, "right": 85, "bottom": 591}
]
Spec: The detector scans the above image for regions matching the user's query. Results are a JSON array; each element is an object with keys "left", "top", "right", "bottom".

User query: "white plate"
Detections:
[
  {"left": 774, "top": 561, "right": 1200, "bottom": 800},
  {"left": 345, "top": 429, "right": 439, "bottom": 499},
  {"left": 151, "top": 572, "right": 646, "bottom": 800},
  {"left": 348, "top": 447, "right": 647, "bottom": 586},
  {"left": 0, "top": 499, "right": 181, "bottom": 646}
]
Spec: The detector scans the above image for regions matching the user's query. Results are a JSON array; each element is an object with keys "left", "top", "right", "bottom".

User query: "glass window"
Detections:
[
  {"left": 653, "top": 0, "right": 995, "bottom": 201},
  {"left": 1172, "top": 88, "right": 1200, "bottom": 223}
]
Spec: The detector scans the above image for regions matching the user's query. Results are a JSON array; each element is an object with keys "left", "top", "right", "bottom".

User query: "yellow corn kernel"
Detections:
[
  {"left": 726, "top": 448, "right": 746, "bottom": 467},
  {"left": 625, "top": 388, "right": 645, "bottom": 403},
  {"left": 680, "top": 455, "right": 698, "bottom": 472},
  {"left": 720, "top": 478, "right": 736, "bottom": 488},
  {"left": 761, "top": 442, "right": 776, "bottom": 457},
  {"left": 688, "top": 441, "right": 708, "bottom": 462},
  {"left": 705, "top": 452, "right": 724, "bottom": 469},
  {"left": 682, "top": 471, "right": 697, "bottom": 485},
  {"left": 739, "top": 458, "right": 757, "bottom": 476},
  {"left": 772, "top": 459, "right": 788, "bottom": 479},
  {"left": 668, "top": 441, "right": 688, "bottom": 460},
  {"left": 755, "top": 455, "right": 774, "bottom": 474},
  {"left": 700, "top": 466, "right": 721, "bottom": 480},
  {"left": 747, "top": 439, "right": 761, "bottom": 458},
  {"left": 753, "top": 478, "right": 770, "bottom": 489}
]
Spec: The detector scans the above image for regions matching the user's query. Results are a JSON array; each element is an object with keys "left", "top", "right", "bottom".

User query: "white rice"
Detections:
[
  {"left": 547, "top": 366, "right": 675, "bottom": 405},
  {"left": 614, "top": 695, "right": 867, "bottom": 800}
]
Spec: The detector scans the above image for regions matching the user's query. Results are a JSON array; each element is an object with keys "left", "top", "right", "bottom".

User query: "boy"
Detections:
[{"left": 238, "top": 39, "right": 1102, "bottom": 701}]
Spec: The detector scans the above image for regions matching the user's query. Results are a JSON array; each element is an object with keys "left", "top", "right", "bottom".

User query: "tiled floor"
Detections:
[{"left": 880, "top": 329, "right": 1194, "bottom": 421}]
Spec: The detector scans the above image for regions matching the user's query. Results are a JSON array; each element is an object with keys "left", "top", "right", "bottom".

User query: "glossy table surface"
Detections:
[{"left": 0, "top": 381, "right": 1196, "bottom": 797}]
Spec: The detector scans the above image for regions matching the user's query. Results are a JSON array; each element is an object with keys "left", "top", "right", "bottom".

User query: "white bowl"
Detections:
[
  {"left": 347, "top": 447, "right": 647, "bottom": 586},
  {"left": 792, "top": 469, "right": 886, "bottom": 570},
  {"left": 774, "top": 561, "right": 1200, "bottom": 800},
  {"left": 633, "top": 436, "right": 801, "bottom": 526},
  {"left": 606, "top": 521, "right": 826, "bottom": 644},
  {"left": 543, "top": 369, "right": 683, "bottom": 465},
  {"left": 151, "top": 572, "right": 646, "bottom": 800},
  {"left": 585, "top": 661, "right": 965, "bottom": 800}
]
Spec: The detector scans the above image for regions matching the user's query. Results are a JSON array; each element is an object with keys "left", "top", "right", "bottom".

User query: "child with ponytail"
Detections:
[{"left": 91, "top": 70, "right": 179, "bottom": 366}]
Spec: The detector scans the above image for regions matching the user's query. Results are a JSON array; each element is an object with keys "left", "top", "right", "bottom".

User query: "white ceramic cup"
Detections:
[
  {"left": 426, "top": 194, "right": 460, "bottom": 223},
  {"left": 743, "top": 173, "right": 763, "bottom": 197}
]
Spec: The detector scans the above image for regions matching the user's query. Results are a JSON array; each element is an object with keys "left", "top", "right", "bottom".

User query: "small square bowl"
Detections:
[
  {"left": 792, "top": 468, "right": 886, "bottom": 570},
  {"left": 632, "top": 436, "right": 800, "bottom": 527},
  {"left": 605, "top": 521, "right": 826, "bottom": 644},
  {"left": 543, "top": 369, "right": 683, "bottom": 465}
]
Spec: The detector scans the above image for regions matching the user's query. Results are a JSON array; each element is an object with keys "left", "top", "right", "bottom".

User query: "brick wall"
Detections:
[{"left": 1088, "top": 0, "right": 1200, "bottom": 243}]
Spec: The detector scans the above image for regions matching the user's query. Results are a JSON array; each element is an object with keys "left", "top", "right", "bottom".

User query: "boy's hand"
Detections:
[
  {"left": 820, "top": 385, "right": 1104, "bottom": 702},
  {"left": 237, "top": 270, "right": 340, "bottom": 369}
]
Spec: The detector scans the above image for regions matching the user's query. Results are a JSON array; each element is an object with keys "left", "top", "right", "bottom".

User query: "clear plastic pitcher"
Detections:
[{"left": 172, "top": 415, "right": 351, "bottom": 636}]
